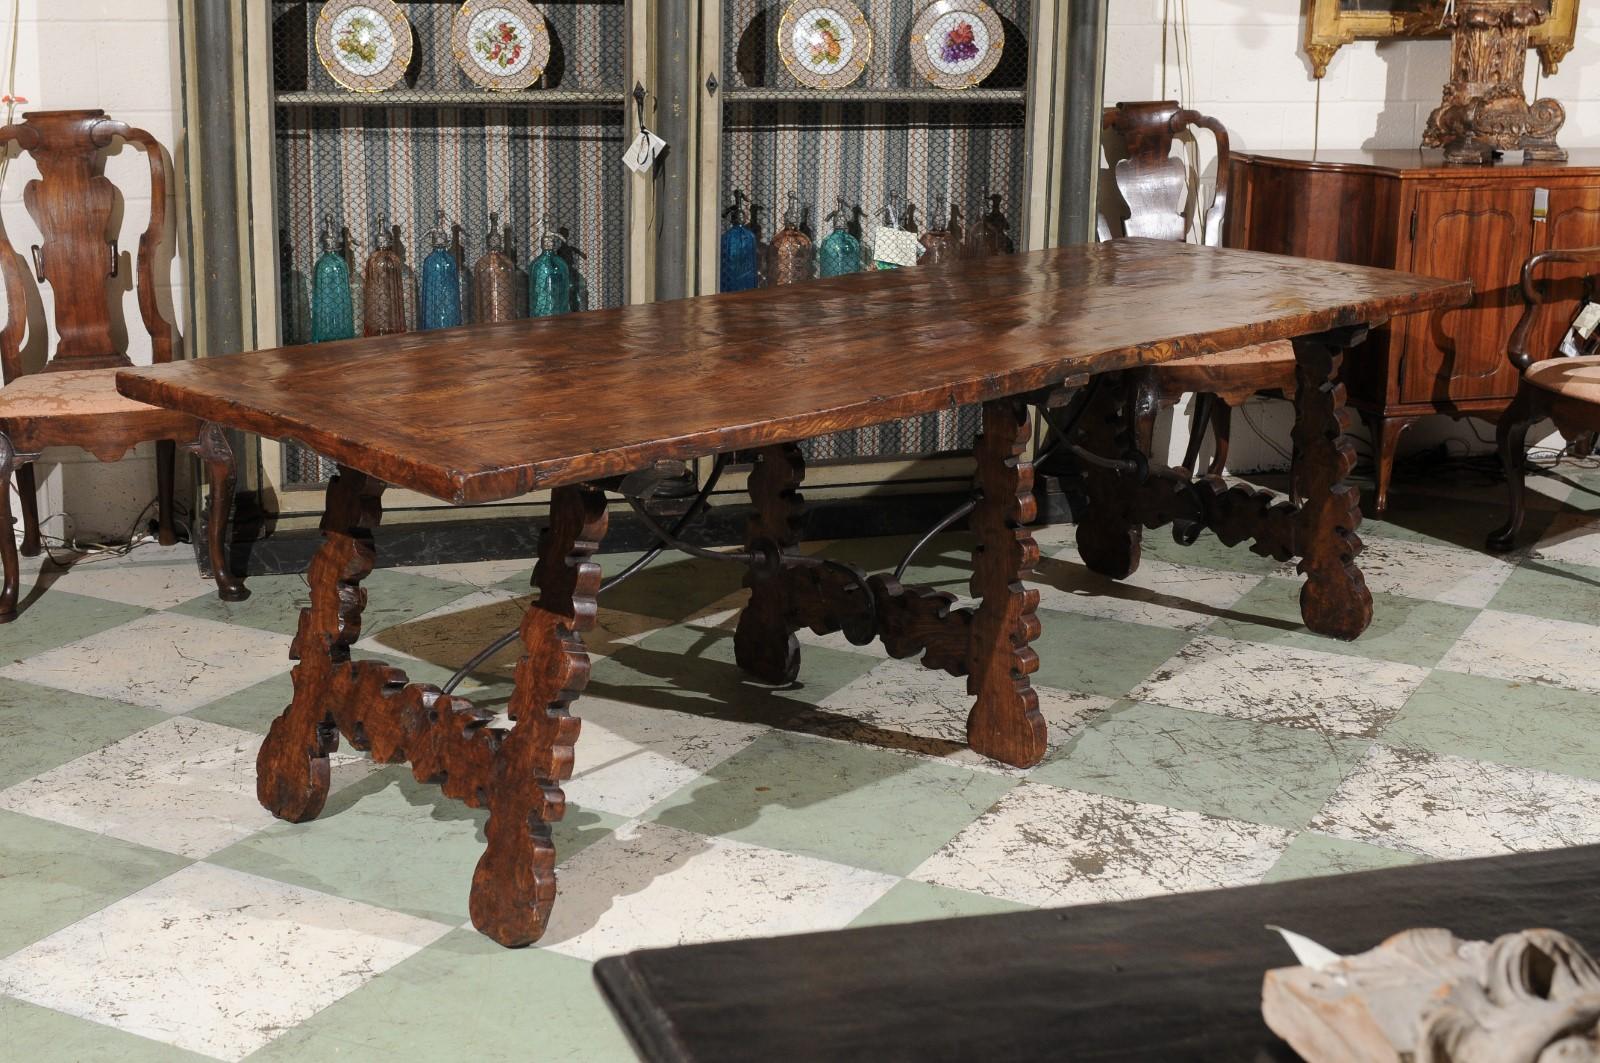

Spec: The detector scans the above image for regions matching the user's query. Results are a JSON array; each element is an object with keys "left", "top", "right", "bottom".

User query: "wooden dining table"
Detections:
[{"left": 116, "top": 239, "right": 1469, "bottom": 947}]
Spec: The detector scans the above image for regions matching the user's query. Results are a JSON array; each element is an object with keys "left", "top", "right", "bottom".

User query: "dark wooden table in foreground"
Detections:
[
  {"left": 596, "top": 844, "right": 1600, "bottom": 1062},
  {"left": 117, "top": 240, "right": 1468, "bottom": 946}
]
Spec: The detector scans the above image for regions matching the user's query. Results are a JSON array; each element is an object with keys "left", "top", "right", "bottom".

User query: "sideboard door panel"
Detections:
[
  {"left": 1526, "top": 188, "right": 1600, "bottom": 361},
  {"left": 1401, "top": 187, "right": 1533, "bottom": 406}
]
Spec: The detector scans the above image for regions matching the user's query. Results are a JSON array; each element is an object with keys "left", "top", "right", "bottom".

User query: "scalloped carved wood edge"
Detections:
[
  {"left": 256, "top": 469, "right": 608, "bottom": 947},
  {"left": 734, "top": 444, "right": 807, "bottom": 685}
]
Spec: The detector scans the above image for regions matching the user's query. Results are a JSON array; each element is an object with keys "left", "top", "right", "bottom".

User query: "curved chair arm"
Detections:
[
  {"left": 1185, "top": 111, "right": 1230, "bottom": 247},
  {"left": 1507, "top": 245, "right": 1600, "bottom": 375}
]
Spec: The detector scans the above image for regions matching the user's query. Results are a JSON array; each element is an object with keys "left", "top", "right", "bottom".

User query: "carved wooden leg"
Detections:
[
  {"left": 965, "top": 398, "right": 1047, "bottom": 769},
  {"left": 1488, "top": 383, "right": 1544, "bottom": 553},
  {"left": 1208, "top": 400, "right": 1233, "bottom": 478},
  {"left": 1181, "top": 392, "right": 1214, "bottom": 473},
  {"left": 1291, "top": 330, "right": 1373, "bottom": 641},
  {"left": 1365, "top": 414, "right": 1412, "bottom": 518},
  {"left": 734, "top": 443, "right": 805, "bottom": 685},
  {"left": 15, "top": 460, "right": 40, "bottom": 557},
  {"left": 1, "top": 431, "right": 23, "bottom": 622},
  {"left": 470, "top": 483, "right": 607, "bottom": 946},
  {"left": 1073, "top": 372, "right": 1143, "bottom": 580},
  {"left": 184, "top": 423, "right": 249, "bottom": 602},
  {"left": 155, "top": 438, "right": 178, "bottom": 546},
  {"left": 257, "top": 467, "right": 384, "bottom": 823}
]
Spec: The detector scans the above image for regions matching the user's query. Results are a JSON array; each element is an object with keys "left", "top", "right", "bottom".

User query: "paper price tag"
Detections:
[
  {"left": 1574, "top": 301, "right": 1600, "bottom": 340},
  {"left": 623, "top": 129, "right": 667, "bottom": 174},
  {"left": 873, "top": 227, "right": 921, "bottom": 268}
]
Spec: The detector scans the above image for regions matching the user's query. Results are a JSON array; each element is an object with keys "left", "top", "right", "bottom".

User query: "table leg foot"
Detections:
[
  {"left": 734, "top": 444, "right": 804, "bottom": 685},
  {"left": 1291, "top": 331, "right": 1373, "bottom": 642},
  {"left": 184, "top": 423, "right": 250, "bottom": 603},
  {"left": 257, "top": 468, "right": 384, "bottom": 823},
  {"left": 1072, "top": 373, "right": 1144, "bottom": 580},
  {"left": 966, "top": 398, "right": 1046, "bottom": 770},
  {"left": 471, "top": 484, "right": 607, "bottom": 947}
]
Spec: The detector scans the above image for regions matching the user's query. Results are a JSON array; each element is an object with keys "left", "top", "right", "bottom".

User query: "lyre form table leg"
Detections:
[
  {"left": 965, "top": 398, "right": 1047, "bottom": 769},
  {"left": 183, "top": 422, "right": 250, "bottom": 602},
  {"left": 470, "top": 483, "right": 608, "bottom": 946},
  {"left": 734, "top": 443, "right": 805, "bottom": 685},
  {"left": 257, "top": 467, "right": 384, "bottom": 822},
  {"left": 1290, "top": 329, "right": 1374, "bottom": 641}
]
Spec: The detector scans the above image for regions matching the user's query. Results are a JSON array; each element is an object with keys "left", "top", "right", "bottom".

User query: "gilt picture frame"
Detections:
[{"left": 1303, "top": 0, "right": 1579, "bottom": 79}]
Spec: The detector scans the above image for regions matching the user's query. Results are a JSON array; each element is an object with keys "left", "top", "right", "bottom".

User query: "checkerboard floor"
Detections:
[{"left": 6, "top": 466, "right": 1600, "bottom": 1060}]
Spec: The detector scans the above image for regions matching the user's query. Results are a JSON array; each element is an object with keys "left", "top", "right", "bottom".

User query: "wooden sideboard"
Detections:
[{"left": 1226, "top": 148, "right": 1600, "bottom": 514}]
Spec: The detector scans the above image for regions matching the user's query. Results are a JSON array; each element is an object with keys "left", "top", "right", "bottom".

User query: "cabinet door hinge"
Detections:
[{"left": 1408, "top": 208, "right": 1418, "bottom": 241}]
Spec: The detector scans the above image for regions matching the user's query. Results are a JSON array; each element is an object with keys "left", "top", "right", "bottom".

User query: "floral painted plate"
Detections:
[
  {"left": 910, "top": 0, "right": 1004, "bottom": 90},
  {"left": 778, "top": 0, "right": 872, "bottom": 91},
  {"left": 453, "top": 0, "right": 551, "bottom": 92},
  {"left": 316, "top": 0, "right": 413, "bottom": 93}
]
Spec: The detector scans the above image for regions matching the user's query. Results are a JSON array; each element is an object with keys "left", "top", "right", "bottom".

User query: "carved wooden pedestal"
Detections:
[
  {"left": 1069, "top": 328, "right": 1374, "bottom": 641},
  {"left": 255, "top": 468, "right": 607, "bottom": 947},
  {"left": 734, "top": 398, "right": 1047, "bottom": 768}
]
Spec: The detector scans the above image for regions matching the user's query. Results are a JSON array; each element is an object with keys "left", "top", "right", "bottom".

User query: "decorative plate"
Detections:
[
  {"left": 910, "top": 0, "right": 1003, "bottom": 90},
  {"left": 315, "top": 0, "right": 413, "bottom": 93},
  {"left": 453, "top": 0, "right": 551, "bottom": 92},
  {"left": 778, "top": 0, "right": 872, "bottom": 91}
]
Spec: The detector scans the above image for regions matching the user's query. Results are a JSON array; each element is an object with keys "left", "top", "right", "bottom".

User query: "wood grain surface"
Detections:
[{"left": 117, "top": 240, "right": 1469, "bottom": 505}]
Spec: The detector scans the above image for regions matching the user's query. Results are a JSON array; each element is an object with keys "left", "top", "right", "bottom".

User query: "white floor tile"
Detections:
[
  {"left": 1530, "top": 512, "right": 1600, "bottom": 569},
  {"left": 1312, "top": 744, "right": 1600, "bottom": 860},
  {"left": 911, "top": 781, "right": 1292, "bottom": 906},
  {"left": 818, "top": 656, "right": 1113, "bottom": 773},
  {"left": 540, "top": 821, "right": 897, "bottom": 961},
  {"left": 1130, "top": 634, "right": 1429, "bottom": 737},
  {"left": 1439, "top": 608, "right": 1600, "bottom": 695},
  {"left": 0, "top": 862, "right": 451, "bottom": 1061},
  {"left": 1356, "top": 533, "right": 1518, "bottom": 608},
  {"left": 0, "top": 612, "right": 292, "bottom": 712},
  {"left": 1035, "top": 552, "right": 1264, "bottom": 631},
  {"left": 0, "top": 716, "right": 372, "bottom": 858},
  {"left": 24, "top": 557, "right": 219, "bottom": 610}
]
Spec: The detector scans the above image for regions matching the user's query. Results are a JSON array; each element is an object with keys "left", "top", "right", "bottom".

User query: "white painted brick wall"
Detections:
[
  {"left": 2, "top": 0, "right": 188, "bottom": 543},
  {"left": 1105, "top": 1, "right": 1600, "bottom": 471}
]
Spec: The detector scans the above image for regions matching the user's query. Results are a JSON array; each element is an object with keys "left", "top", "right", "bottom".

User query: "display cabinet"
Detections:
[{"left": 220, "top": 0, "right": 1073, "bottom": 519}]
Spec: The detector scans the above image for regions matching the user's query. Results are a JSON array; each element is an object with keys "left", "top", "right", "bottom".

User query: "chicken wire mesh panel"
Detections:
[
  {"left": 719, "top": 0, "right": 1028, "bottom": 462},
  {"left": 271, "top": 1, "right": 628, "bottom": 487}
]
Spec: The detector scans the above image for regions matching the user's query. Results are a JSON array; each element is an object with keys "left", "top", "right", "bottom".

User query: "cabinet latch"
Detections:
[{"left": 1408, "top": 209, "right": 1417, "bottom": 241}]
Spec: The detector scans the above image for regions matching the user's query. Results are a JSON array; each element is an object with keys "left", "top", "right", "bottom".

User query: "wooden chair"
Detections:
[
  {"left": 0, "top": 109, "right": 247, "bottom": 621},
  {"left": 1488, "top": 245, "right": 1600, "bottom": 552},
  {"left": 1097, "top": 101, "right": 1297, "bottom": 473}
]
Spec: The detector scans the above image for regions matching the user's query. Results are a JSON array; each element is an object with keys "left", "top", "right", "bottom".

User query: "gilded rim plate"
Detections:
[
  {"left": 316, "top": 0, "right": 413, "bottom": 93},
  {"left": 910, "top": 0, "right": 1003, "bottom": 90},
  {"left": 453, "top": 0, "right": 551, "bottom": 92},
  {"left": 778, "top": 0, "right": 872, "bottom": 92}
]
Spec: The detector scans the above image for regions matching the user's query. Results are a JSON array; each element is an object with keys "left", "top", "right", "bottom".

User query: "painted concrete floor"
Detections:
[{"left": 4, "top": 465, "right": 1600, "bottom": 1060}]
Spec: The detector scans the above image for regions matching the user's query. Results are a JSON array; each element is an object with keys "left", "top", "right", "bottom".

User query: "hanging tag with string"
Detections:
[{"left": 623, "top": 82, "right": 666, "bottom": 174}]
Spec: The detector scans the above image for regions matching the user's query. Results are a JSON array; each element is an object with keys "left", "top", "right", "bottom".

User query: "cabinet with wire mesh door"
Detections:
[
  {"left": 266, "top": 0, "right": 634, "bottom": 489},
  {"left": 697, "top": 0, "right": 1056, "bottom": 467}
]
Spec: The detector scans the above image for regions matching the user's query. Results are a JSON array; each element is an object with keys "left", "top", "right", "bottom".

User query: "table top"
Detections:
[
  {"left": 117, "top": 239, "right": 1468, "bottom": 505},
  {"left": 594, "top": 844, "right": 1600, "bottom": 1063}
]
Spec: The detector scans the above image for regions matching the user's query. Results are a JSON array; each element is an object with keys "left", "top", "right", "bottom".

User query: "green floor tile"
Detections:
[
  {"left": 1486, "top": 556, "right": 1600, "bottom": 626},
  {"left": 0, "top": 591, "right": 149, "bottom": 663},
  {"left": 1031, "top": 701, "right": 1370, "bottom": 831},
  {"left": 1134, "top": 528, "right": 1294, "bottom": 576},
  {"left": 0, "top": 678, "right": 168, "bottom": 788},
  {"left": 1383, "top": 669, "right": 1600, "bottom": 781},
  {"left": 1360, "top": 490, "right": 1556, "bottom": 552},
  {"left": 209, "top": 766, "right": 622, "bottom": 925},
  {"left": 0, "top": 995, "right": 214, "bottom": 1063},
  {"left": 1262, "top": 832, "right": 1420, "bottom": 884},
  {"left": 648, "top": 730, "right": 1015, "bottom": 876},
  {"left": 0, "top": 810, "right": 189, "bottom": 959},
  {"left": 1029, "top": 609, "right": 1192, "bottom": 699},
  {"left": 170, "top": 569, "right": 477, "bottom": 638},
  {"left": 587, "top": 621, "right": 881, "bottom": 723},
  {"left": 502, "top": 551, "right": 749, "bottom": 622},
  {"left": 811, "top": 533, "right": 974, "bottom": 595},
  {"left": 245, "top": 929, "right": 633, "bottom": 1062},
  {"left": 848, "top": 878, "right": 1030, "bottom": 928},
  {"left": 1205, "top": 577, "right": 1478, "bottom": 668}
]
